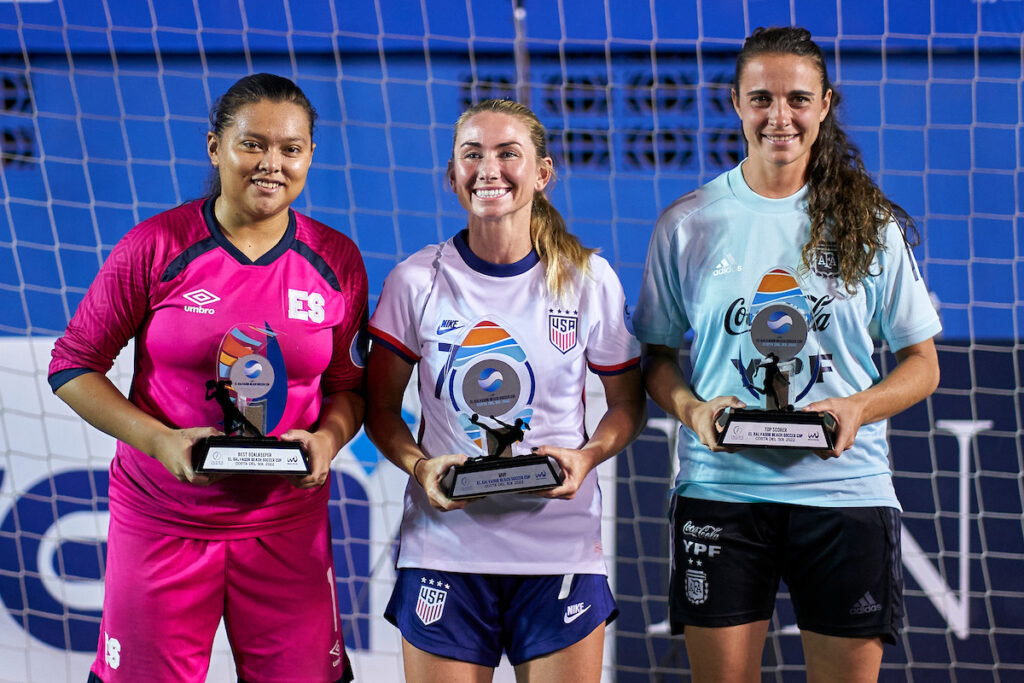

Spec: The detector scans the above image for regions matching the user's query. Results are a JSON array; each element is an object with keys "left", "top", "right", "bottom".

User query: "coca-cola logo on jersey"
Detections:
[
  {"left": 724, "top": 293, "right": 836, "bottom": 336},
  {"left": 682, "top": 521, "right": 723, "bottom": 541}
]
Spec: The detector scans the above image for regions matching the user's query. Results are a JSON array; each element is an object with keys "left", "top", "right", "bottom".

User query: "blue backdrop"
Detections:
[{"left": 1, "top": 1, "right": 1021, "bottom": 680}]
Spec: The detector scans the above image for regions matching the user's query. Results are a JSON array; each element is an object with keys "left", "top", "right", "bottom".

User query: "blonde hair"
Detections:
[{"left": 451, "top": 99, "right": 595, "bottom": 299}]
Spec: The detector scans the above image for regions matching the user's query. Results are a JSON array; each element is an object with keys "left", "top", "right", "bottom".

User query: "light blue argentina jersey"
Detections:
[{"left": 634, "top": 164, "right": 941, "bottom": 508}]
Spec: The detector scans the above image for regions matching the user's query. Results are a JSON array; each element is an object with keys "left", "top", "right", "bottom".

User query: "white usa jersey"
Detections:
[{"left": 369, "top": 230, "right": 639, "bottom": 575}]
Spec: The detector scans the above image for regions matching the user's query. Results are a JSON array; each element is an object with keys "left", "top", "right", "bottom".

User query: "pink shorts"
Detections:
[{"left": 89, "top": 512, "right": 351, "bottom": 683}]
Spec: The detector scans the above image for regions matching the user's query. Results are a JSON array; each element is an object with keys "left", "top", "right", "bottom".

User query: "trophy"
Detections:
[
  {"left": 715, "top": 301, "right": 837, "bottom": 450},
  {"left": 441, "top": 414, "right": 564, "bottom": 500},
  {"left": 192, "top": 379, "right": 311, "bottom": 475}
]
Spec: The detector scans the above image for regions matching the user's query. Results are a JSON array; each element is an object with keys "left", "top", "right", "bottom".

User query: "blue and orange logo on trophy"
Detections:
[
  {"left": 216, "top": 324, "right": 289, "bottom": 434},
  {"left": 737, "top": 268, "right": 817, "bottom": 403},
  {"left": 436, "top": 318, "right": 535, "bottom": 456}
]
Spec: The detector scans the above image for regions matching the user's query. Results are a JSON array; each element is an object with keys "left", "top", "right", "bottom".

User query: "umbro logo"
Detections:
[
  {"left": 563, "top": 602, "right": 591, "bottom": 624},
  {"left": 183, "top": 288, "right": 220, "bottom": 314},
  {"left": 184, "top": 289, "right": 220, "bottom": 306},
  {"left": 849, "top": 592, "right": 882, "bottom": 615}
]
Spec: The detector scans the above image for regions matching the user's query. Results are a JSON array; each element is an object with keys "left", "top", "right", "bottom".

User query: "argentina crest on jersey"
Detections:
[
  {"left": 685, "top": 568, "right": 709, "bottom": 605},
  {"left": 809, "top": 240, "right": 839, "bottom": 278},
  {"left": 548, "top": 308, "right": 578, "bottom": 354},
  {"left": 415, "top": 581, "right": 448, "bottom": 626}
]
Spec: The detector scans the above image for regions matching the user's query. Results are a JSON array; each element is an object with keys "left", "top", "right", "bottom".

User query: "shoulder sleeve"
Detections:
[
  {"left": 583, "top": 257, "right": 641, "bottom": 375},
  {"left": 321, "top": 234, "right": 370, "bottom": 395},
  {"left": 367, "top": 252, "right": 433, "bottom": 363},
  {"left": 874, "top": 221, "right": 942, "bottom": 352},
  {"left": 48, "top": 221, "right": 159, "bottom": 388},
  {"left": 633, "top": 203, "right": 691, "bottom": 347}
]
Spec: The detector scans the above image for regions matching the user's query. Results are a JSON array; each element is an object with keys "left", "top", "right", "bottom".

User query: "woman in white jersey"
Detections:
[
  {"left": 634, "top": 27, "right": 941, "bottom": 682},
  {"left": 365, "top": 99, "right": 645, "bottom": 682}
]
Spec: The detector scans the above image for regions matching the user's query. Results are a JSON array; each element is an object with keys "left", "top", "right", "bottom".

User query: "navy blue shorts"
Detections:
[
  {"left": 668, "top": 496, "right": 903, "bottom": 644},
  {"left": 385, "top": 569, "right": 617, "bottom": 666}
]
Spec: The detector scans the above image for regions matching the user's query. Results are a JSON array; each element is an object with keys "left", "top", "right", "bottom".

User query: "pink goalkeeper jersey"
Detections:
[{"left": 49, "top": 199, "right": 367, "bottom": 539}]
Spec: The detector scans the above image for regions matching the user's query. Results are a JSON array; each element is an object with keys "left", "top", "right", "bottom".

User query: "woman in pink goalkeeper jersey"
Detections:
[
  {"left": 49, "top": 74, "right": 365, "bottom": 683},
  {"left": 365, "top": 99, "right": 646, "bottom": 682}
]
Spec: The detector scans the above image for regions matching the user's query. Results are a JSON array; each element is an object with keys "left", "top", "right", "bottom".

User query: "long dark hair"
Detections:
[
  {"left": 205, "top": 73, "right": 318, "bottom": 197},
  {"left": 451, "top": 99, "right": 595, "bottom": 299},
  {"left": 734, "top": 27, "right": 917, "bottom": 293}
]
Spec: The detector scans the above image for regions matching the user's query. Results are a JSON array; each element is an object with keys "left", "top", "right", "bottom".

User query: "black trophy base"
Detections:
[
  {"left": 193, "top": 436, "right": 311, "bottom": 475},
  {"left": 441, "top": 454, "right": 564, "bottom": 500},
  {"left": 716, "top": 408, "right": 837, "bottom": 450}
]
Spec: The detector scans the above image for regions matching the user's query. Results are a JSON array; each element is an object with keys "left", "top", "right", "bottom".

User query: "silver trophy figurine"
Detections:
[
  {"left": 716, "top": 301, "right": 837, "bottom": 450},
  {"left": 441, "top": 414, "right": 564, "bottom": 499},
  {"left": 192, "top": 379, "right": 311, "bottom": 475}
]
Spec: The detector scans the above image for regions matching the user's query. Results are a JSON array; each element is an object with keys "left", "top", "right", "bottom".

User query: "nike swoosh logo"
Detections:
[{"left": 563, "top": 604, "right": 592, "bottom": 624}]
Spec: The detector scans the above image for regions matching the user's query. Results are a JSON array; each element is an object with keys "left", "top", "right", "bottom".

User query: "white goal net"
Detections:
[{"left": 0, "top": 1, "right": 1021, "bottom": 681}]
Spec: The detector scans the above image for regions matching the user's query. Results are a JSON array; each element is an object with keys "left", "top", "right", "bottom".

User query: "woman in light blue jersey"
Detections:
[{"left": 634, "top": 26, "right": 940, "bottom": 683}]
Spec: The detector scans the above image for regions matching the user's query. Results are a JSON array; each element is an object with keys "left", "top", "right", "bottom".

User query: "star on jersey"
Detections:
[{"left": 421, "top": 576, "right": 452, "bottom": 589}]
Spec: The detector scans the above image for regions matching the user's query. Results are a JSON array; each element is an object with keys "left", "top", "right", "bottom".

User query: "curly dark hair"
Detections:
[{"left": 734, "top": 27, "right": 918, "bottom": 293}]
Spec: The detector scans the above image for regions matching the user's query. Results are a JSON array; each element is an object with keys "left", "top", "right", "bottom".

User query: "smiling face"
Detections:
[
  {"left": 448, "top": 111, "right": 552, "bottom": 230},
  {"left": 207, "top": 99, "right": 314, "bottom": 227},
  {"left": 732, "top": 52, "right": 832, "bottom": 193}
]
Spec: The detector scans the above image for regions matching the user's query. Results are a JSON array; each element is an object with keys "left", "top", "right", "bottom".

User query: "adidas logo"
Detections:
[
  {"left": 712, "top": 257, "right": 741, "bottom": 277},
  {"left": 849, "top": 592, "right": 882, "bottom": 615}
]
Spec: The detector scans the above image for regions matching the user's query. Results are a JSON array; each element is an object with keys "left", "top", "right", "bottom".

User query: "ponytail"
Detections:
[{"left": 530, "top": 192, "right": 595, "bottom": 300}]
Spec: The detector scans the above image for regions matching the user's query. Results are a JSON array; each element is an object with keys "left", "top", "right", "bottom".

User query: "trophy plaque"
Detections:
[
  {"left": 715, "top": 302, "right": 837, "bottom": 450},
  {"left": 193, "top": 379, "right": 311, "bottom": 475},
  {"left": 441, "top": 414, "right": 564, "bottom": 500}
]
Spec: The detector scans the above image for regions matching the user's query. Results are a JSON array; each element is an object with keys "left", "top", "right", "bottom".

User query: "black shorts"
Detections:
[{"left": 668, "top": 496, "right": 903, "bottom": 644}]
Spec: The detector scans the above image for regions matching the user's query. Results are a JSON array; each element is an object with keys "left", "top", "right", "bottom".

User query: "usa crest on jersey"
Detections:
[
  {"left": 415, "top": 584, "right": 448, "bottom": 626},
  {"left": 548, "top": 310, "right": 578, "bottom": 354}
]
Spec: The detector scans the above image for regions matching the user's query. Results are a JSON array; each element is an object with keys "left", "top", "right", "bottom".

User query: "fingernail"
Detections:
[{"left": 531, "top": 447, "right": 538, "bottom": 452}]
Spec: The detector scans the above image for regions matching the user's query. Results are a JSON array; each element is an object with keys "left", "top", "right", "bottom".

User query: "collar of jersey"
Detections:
[
  {"left": 453, "top": 229, "right": 540, "bottom": 277},
  {"left": 729, "top": 162, "right": 809, "bottom": 215},
  {"left": 203, "top": 197, "right": 297, "bottom": 265}
]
